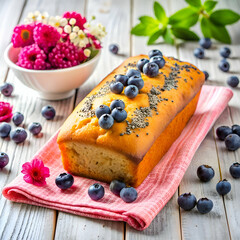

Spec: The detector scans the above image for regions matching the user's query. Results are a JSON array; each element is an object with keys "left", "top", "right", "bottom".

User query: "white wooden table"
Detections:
[{"left": 0, "top": 0, "right": 240, "bottom": 239}]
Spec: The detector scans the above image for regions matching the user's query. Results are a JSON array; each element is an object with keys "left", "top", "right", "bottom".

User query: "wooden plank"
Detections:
[{"left": 126, "top": 1, "right": 181, "bottom": 239}]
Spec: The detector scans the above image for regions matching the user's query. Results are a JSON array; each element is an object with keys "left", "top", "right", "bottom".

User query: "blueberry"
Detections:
[
  {"left": 127, "top": 75, "right": 144, "bottom": 90},
  {"left": 0, "top": 83, "right": 13, "bottom": 97},
  {"left": 227, "top": 76, "right": 239, "bottom": 88},
  {"left": 55, "top": 173, "right": 74, "bottom": 190},
  {"left": 216, "top": 126, "right": 232, "bottom": 141},
  {"left": 225, "top": 134, "right": 240, "bottom": 151},
  {"left": 220, "top": 47, "right": 231, "bottom": 58},
  {"left": 194, "top": 48, "right": 204, "bottom": 59},
  {"left": 177, "top": 193, "right": 197, "bottom": 211},
  {"left": 10, "top": 127, "right": 27, "bottom": 143},
  {"left": 232, "top": 124, "right": 240, "bottom": 136},
  {"left": 0, "top": 122, "right": 11, "bottom": 138},
  {"left": 137, "top": 58, "right": 149, "bottom": 72},
  {"left": 120, "top": 187, "right": 138, "bottom": 203},
  {"left": 28, "top": 122, "right": 42, "bottom": 135},
  {"left": 216, "top": 179, "right": 231, "bottom": 195},
  {"left": 109, "top": 44, "right": 119, "bottom": 54},
  {"left": 110, "top": 99, "right": 125, "bottom": 110},
  {"left": 110, "top": 180, "right": 126, "bottom": 196},
  {"left": 124, "top": 85, "right": 139, "bottom": 99},
  {"left": 41, "top": 105, "right": 56, "bottom": 120},
  {"left": 115, "top": 74, "right": 129, "bottom": 86},
  {"left": 110, "top": 82, "right": 124, "bottom": 94},
  {"left": 229, "top": 162, "right": 240, "bottom": 178},
  {"left": 197, "top": 165, "right": 215, "bottom": 182},
  {"left": 126, "top": 69, "right": 141, "bottom": 78},
  {"left": 197, "top": 198, "right": 213, "bottom": 214},
  {"left": 111, "top": 107, "right": 127, "bottom": 122},
  {"left": 0, "top": 152, "right": 9, "bottom": 169},
  {"left": 98, "top": 114, "right": 114, "bottom": 129},
  {"left": 95, "top": 105, "right": 111, "bottom": 119},
  {"left": 219, "top": 59, "right": 230, "bottom": 72},
  {"left": 12, "top": 112, "right": 24, "bottom": 126},
  {"left": 199, "top": 38, "right": 212, "bottom": 49},
  {"left": 203, "top": 71, "right": 209, "bottom": 81},
  {"left": 88, "top": 183, "right": 105, "bottom": 200},
  {"left": 148, "top": 49, "right": 163, "bottom": 58},
  {"left": 150, "top": 56, "right": 165, "bottom": 69},
  {"left": 143, "top": 62, "right": 159, "bottom": 78}
]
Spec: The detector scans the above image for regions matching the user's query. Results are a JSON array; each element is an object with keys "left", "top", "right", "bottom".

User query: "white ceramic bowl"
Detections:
[{"left": 4, "top": 44, "right": 100, "bottom": 100}]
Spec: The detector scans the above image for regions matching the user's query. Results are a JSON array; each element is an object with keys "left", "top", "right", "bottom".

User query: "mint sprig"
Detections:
[{"left": 131, "top": 0, "right": 240, "bottom": 45}]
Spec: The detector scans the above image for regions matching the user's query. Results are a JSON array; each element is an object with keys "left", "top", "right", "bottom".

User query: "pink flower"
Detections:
[
  {"left": 11, "top": 24, "right": 34, "bottom": 48},
  {"left": 0, "top": 101, "right": 13, "bottom": 122},
  {"left": 62, "top": 11, "right": 86, "bottom": 29},
  {"left": 93, "top": 40, "right": 102, "bottom": 49},
  {"left": 21, "top": 159, "right": 50, "bottom": 186}
]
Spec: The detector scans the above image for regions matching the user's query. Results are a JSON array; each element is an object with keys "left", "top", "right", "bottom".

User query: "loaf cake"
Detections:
[{"left": 57, "top": 54, "right": 205, "bottom": 187}]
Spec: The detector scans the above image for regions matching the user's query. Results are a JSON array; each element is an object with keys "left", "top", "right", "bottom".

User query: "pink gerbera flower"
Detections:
[
  {"left": 21, "top": 159, "right": 50, "bottom": 186},
  {"left": 11, "top": 24, "right": 34, "bottom": 48},
  {"left": 0, "top": 101, "right": 13, "bottom": 122},
  {"left": 62, "top": 11, "right": 86, "bottom": 29}
]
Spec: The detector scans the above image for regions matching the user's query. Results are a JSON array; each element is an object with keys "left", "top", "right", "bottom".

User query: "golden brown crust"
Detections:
[{"left": 57, "top": 55, "right": 205, "bottom": 162}]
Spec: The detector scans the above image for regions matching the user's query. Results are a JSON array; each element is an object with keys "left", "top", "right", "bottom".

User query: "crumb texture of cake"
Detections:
[{"left": 57, "top": 54, "right": 205, "bottom": 187}]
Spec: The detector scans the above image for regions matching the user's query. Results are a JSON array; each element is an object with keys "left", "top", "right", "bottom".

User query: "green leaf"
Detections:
[
  {"left": 169, "top": 7, "right": 199, "bottom": 28},
  {"left": 139, "top": 16, "right": 159, "bottom": 25},
  {"left": 131, "top": 23, "right": 159, "bottom": 36},
  {"left": 185, "top": 0, "right": 202, "bottom": 8},
  {"left": 147, "top": 29, "right": 164, "bottom": 45},
  {"left": 154, "top": 1, "right": 167, "bottom": 23},
  {"left": 210, "top": 9, "right": 240, "bottom": 25},
  {"left": 171, "top": 27, "right": 199, "bottom": 41},
  {"left": 163, "top": 28, "right": 174, "bottom": 44},
  {"left": 200, "top": 17, "right": 212, "bottom": 38},
  {"left": 203, "top": 1, "right": 217, "bottom": 13}
]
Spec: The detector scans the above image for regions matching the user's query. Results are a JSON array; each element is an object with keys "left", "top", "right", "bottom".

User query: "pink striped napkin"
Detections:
[{"left": 2, "top": 85, "right": 233, "bottom": 231}]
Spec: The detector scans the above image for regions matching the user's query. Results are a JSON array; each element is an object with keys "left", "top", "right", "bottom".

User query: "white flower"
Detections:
[
  {"left": 85, "top": 22, "right": 106, "bottom": 40},
  {"left": 69, "top": 32, "right": 77, "bottom": 40},
  {"left": 69, "top": 18, "right": 76, "bottom": 25},
  {"left": 64, "top": 25, "right": 72, "bottom": 34},
  {"left": 84, "top": 49, "right": 91, "bottom": 57},
  {"left": 57, "top": 27, "right": 63, "bottom": 34},
  {"left": 49, "top": 16, "right": 63, "bottom": 28},
  {"left": 60, "top": 18, "right": 68, "bottom": 26},
  {"left": 24, "top": 11, "right": 39, "bottom": 23},
  {"left": 36, "top": 11, "right": 49, "bottom": 24},
  {"left": 73, "top": 26, "right": 80, "bottom": 32},
  {"left": 70, "top": 30, "right": 89, "bottom": 48}
]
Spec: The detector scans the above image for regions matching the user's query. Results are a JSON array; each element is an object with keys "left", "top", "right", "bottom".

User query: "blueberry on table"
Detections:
[
  {"left": 197, "top": 165, "right": 215, "bottom": 182},
  {"left": 110, "top": 81, "right": 124, "bottom": 94},
  {"left": 216, "top": 179, "right": 231, "bottom": 195},
  {"left": 227, "top": 76, "right": 239, "bottom": 88},
  {"left": 98, "top": 114, "right": 114, "bottom": 129},
  {"left": 111, "top": 107, "right": 127, "bottom": 122},
  {"left": 109, "top": 44, "right": 119, "bottom": 54},
  {"left": 41, "top": 105, "right": 56, "bottom": 120},
  {"left": 28, "top": 122, "right": 42, "bottom": 135},
  {"left": 143, "top": 62, "right": 159, "bottom": 78},
  {"left": 12, "top": 112, "right": 24, "bottom": 126},
  {"left": 219, "top": 59, "right": 230, "bottom": 72},
  {"left": 0, "top": 83, "right": 13, "bottom": 97},
  {"left": 199, "top": 38, "right": 212, "bottom": 49},
  {"left": 229, "top": 162, "right": 240, "bottom": 178},
  {"left": 225, "top": 134, "right": 240, "bottom": 151},
  {"left": 120, "top": 187, "right": 138, "bottom": 203},
  {"left": 127, "top": 75, "right": 144, "bottom": 90},
  {"left": 0, "top": 122, "right": 11, "bottom": 138},
  {"left": 115, "top": 74, "right": 129, "bottom": 86},
  {"left": 137, "top": 58, "right": 149, "bottom": 72},
  {"left": 232, "top": 124, "right": 240, "bottom": 137},
  {"left": 193, "top": 48, "right": 204, "bottom": 59},
  {"left": 197, "top": 198, "right": 213, "bottom": 214},
  {"left": 126, "top": 69, "right": 141, "bottom": 78},
  {"left": 55, "top": 173, "right": 74, "bottom": 190},
  {"left": 110, "top": 180, "right": 126, "bottom": 196},
  {"left": 10, "top": 127, "right": 27, "bottom": 143},
  {"left": 110, "top": 99, "right": 125, "bottom": 110},
  {"left": 0, "top": 152, "right": 9, "bottom": 169},
  {"left": 124, "top": 85, "right": 139, "bottom": 99},
  {"left": 88, "top": 183, "right": 105, "bottom": 200},
  {"left": 220, "top": 47, "right": 231, "bottom": 58},
  {"left": 150, "top": 56, "right": 165, "bottom": 69},
  {"left": 177, "top": 193, "right": 197, "bottom": 211},
  {"left": 203, "top": 71, "right": 209, "bottom": 81},
  {"left": 95, "top": 105, "right": 111, "bottom": 119},
  {"left": 148, "top": 49, "right": 163, "bottom": 58},
  {"left": 216, "top": 126, "right": 232, "bottom": 141}
]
